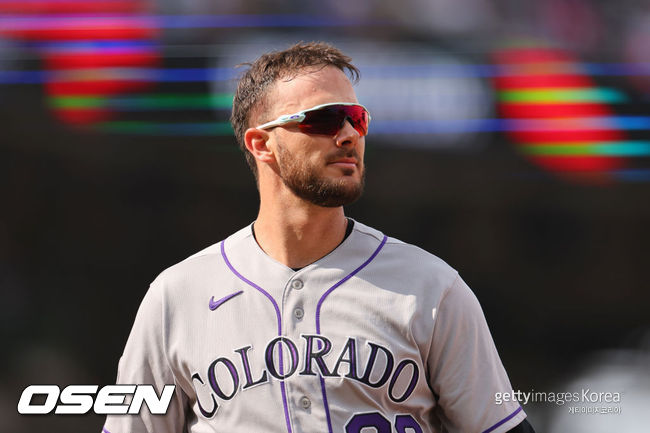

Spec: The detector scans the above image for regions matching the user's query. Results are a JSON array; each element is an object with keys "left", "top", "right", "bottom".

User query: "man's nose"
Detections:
[{"left": 335, "top": 118, "right": 360, "bottom": 147}]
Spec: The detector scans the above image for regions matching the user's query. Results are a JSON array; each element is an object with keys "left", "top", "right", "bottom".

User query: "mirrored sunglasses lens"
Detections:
[
  {"left": 300, "top": 107, "right": 342, "bottom": 135},
  {"left": 300, "top": 105, "right": 368, "bottom": 136},
  {"left": 347, "top": 107, "right": 368, "bottom": 136}
]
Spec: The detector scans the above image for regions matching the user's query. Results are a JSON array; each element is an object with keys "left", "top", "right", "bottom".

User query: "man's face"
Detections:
[{"left": 262, "top": 66, "right": 366, "bottom": 207}]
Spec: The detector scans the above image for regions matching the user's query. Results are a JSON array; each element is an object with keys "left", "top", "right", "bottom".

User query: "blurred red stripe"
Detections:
[
  {"left": 54, "top": 108, "right": 113, "bottom": 124},
  {"left": 534, "top": 155, "right": 624, "bottom": 172},
  {"left": 1, "top": 27, "right": 157, "bottom": 40},
  {"left": 499, "top": 103, "right": 609, "bottom": 118},
  {"left": 45, "top": 52, "right": 159, "bottom": 69},
  {"left": 493, "top": 48, "right": 574, "bottom": 64},
  {"left": 47, "top": 80, "right": 151, "bottom": 95},
  {"left": 511, "top": 129, "right": 622, "bottom": 143},
  {"left": 494, "top": 74, "right": 592, "bottom": 89},
  {"left": 0, "top": 1, "right": 148, "bottom": 14}
]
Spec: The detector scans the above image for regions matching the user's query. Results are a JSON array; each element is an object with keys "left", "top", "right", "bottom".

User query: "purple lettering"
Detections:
[
  {"left": 207, "top": 358, "right": 239, "bottom": 400},
  {"left": 235, "top": 346, "right": 268, "bottom": 390},
  {"left": 358, "top": 342, "right": 394, "bottom": 388},
  {"left": 395, "top": 414, "right": 424, "bottom": 433},
  {"left": 265, "top": 337, "right": 299, "bottom": 380},
  {"left": 346, "top": 412, "right": 391, "bottom": 433},
  {"left": 332, "top": 337, "right": 359, "bottom": 379},
  {"left": 191, "top": 373, "right": 218, "bottom": 418},
  {"left": 388, "top": 360, "right": 419, "bottom": 403},
  {"left": 300, "top": 335, "right": 336, "bottom": 377}
]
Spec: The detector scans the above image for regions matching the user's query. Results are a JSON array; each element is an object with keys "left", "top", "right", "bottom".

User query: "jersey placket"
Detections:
[
  {"left": 282, "top": 273, "right": 330, "bottom": 433},
  {"left": 282, "top": 235, "right": 388, "bottom": 433}
]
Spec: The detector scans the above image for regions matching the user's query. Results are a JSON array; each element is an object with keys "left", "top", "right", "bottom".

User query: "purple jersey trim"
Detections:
[
  {"left": 481, "top": 406, "right": 523, "bottom": 433},
  {"left": 315, "top": 235, "right": 388, "bottom": 333},
  {"left": 315, "top": 234, "right": 388, "bottom": 433},
  {"left": 220, "top": 240, "right": 293, "bottom": 433},
  {"left": 319, "top": 376, "right": 332, "bottom": 432},
  {"left": 102, "top": 428, "right": 111, "bottom": 433}
]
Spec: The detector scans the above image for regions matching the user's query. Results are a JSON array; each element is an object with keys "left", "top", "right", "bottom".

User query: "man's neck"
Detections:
[{"left": 253, "top": 196, "right": 349, "bottom": 269}]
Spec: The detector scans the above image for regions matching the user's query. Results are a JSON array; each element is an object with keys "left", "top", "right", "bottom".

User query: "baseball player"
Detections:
[{"left": 103, "top": 42, "right": 535, "bottom": 433}]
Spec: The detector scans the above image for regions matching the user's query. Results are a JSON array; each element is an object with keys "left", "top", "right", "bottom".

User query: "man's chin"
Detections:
[
  {"left": 279, "top": 161, "right": 365, "bottom": 207},
  {"left": 326, "top": 163, "right": 359, "bottom": 177},
  {"left": 323, "top": 168, "right": 363, "bottom": 185},
  {"left": 313, "top": 181, "right": 364, "bottom": 207},
  {"left": 287, "top": 180, "right": 363, "bottom": 208},
  {"left": 313, "top": 194, "right": 362, "bottom": 208}
]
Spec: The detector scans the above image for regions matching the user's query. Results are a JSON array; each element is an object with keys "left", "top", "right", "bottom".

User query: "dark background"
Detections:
[{"left": 2, "top": 1, "right": 649, "bottom": 432}]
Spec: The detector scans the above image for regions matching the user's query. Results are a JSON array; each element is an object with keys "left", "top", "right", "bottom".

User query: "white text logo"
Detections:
[{"left": 17, "top": 384, "right": 175, "bottom": 415}]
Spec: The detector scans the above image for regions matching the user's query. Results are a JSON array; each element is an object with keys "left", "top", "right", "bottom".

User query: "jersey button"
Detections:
[
  {"left": 299, "top": 396, "right": 311, "bottom": 410},
  {"left": 294, "top": 307, "right": 304, "bottom": 320},
  {"left": 291, "top": 279, "right": 304, "bottom": 290}
]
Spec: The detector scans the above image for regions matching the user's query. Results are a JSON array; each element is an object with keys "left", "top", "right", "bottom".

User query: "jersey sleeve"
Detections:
[
  {"left": 428, "top": 275, "right": 526, "bottom": 433},
  {"left": 102, "top": 278, "right": 188, "bottom": 433}
]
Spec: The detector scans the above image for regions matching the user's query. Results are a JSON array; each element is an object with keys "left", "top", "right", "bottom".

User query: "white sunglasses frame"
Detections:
[{"left": 255, "top": 102, "right": 371, "bottom": 135}]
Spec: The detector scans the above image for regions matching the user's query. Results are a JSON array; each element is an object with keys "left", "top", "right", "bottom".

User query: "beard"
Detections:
[{"left": 276, "top": 144, "right": 365, "bottom": 208}]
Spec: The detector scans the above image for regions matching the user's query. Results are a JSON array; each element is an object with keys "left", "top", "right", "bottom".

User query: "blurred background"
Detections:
[{"left": 1, "top": 0, "right": 649, "bottom": 432}]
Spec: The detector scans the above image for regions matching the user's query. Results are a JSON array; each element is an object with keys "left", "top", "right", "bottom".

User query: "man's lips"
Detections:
[{"left": 328, "top": 157, "right": 358, "bottom": 166}]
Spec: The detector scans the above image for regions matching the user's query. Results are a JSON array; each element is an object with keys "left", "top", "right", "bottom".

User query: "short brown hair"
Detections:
[{"left": 230, "top": 42, "right": 360, "bottom": 180}]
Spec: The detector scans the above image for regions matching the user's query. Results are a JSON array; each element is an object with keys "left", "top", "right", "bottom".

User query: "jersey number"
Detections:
[{"left": 345, "top": 412, "right": 423, "bottom": 433}]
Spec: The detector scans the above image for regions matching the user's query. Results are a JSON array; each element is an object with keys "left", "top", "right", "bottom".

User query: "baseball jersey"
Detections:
[{"left": 103, "top": 220, "right": 525, "bottom": 433}]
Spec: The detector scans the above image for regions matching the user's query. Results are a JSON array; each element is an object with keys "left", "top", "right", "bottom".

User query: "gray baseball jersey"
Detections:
[{"left": 103, "top": 220, "right": 525, "bottom": 433}]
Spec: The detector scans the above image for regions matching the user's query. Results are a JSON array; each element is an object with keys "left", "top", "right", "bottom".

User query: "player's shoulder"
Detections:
[
  {"left": 352, "top": 219, "right": 458, "bottom": 284},
  {"left": 353, "top": 219, "right": 454, "bottom": 268}
]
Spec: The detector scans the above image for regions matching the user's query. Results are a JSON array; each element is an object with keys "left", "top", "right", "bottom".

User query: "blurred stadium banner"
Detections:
[{"left": 1, "top": 1, "right": 649, "bottom": 183}]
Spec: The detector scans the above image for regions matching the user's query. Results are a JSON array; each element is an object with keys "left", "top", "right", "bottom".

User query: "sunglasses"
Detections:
[{"left": 256, "top": 102, "right": 371, "bottom": 137}]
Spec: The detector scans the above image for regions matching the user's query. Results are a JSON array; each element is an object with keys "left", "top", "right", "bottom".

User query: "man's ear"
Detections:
[{"left": 244, "top": 127, "right": 275, "bottom": 164}]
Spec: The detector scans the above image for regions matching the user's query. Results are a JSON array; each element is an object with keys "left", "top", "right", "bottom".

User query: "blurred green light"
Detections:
[
  {"left": 50, "top": 93, "right": 233, "bottom": 110},
  {"left": 520, "top": 141, "right": 650, "bottom": 156},
  {"left": 97, "top": 121, "right": 234, "bottom": 135},
  {"left": 499, "top": 88, "right": 627, "bottom": 104}
]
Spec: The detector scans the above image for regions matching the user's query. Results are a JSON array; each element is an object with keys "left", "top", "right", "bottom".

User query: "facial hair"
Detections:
[{"left": 276, "top": 143, "right": 365, "bottom": 208}]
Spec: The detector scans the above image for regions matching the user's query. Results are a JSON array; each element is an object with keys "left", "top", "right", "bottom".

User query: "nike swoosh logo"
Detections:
[{"left": 209, "top": 290, "right": 243, "bottom": 311}]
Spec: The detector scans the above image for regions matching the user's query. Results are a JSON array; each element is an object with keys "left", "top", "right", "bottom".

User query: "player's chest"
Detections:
[
  {"left": 167, "top": 272, "right": 423, "bottom": 387},
  {"left": 168, "top": 271, "right": 433, "bottom": 432}
]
